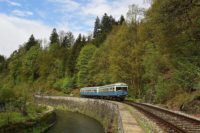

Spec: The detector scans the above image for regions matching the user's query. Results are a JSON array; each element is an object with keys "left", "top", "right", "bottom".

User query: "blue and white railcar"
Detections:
[{"left": 80, "top": 83, "right": 128, "bottom": 100}]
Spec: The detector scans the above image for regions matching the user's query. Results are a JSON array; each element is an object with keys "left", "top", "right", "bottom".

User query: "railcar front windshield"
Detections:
[{"left": 116, "top": 87, "right": 128, "bottom": 91}]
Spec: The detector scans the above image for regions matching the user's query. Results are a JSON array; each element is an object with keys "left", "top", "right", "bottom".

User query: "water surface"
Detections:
[{"left": 47, "top": 110, "right": 105, "bottom": 133}]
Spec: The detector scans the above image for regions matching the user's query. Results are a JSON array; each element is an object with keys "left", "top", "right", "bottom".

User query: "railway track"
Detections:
[{"left": 124, "top": 101, "right": 200, "bottom": 133}]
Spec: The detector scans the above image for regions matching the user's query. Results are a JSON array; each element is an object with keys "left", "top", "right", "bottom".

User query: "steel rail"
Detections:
[{"left": 124, "top": 101, "right": 200, "bottom": 133}]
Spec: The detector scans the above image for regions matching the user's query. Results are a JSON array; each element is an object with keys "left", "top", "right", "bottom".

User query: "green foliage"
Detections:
[
  {"left": 139, "top": 0, "right": 200, "bottom": 104},
  {"left": 68, "top": 34, "right": 86, "bottom": 76},
  {"left": 119, "top": 15, "right": 125, "bottom": 25},
  {"left": 50, "top": 28, "right": 59, "bottom": 44},
  {"left": 60, "top": 32, "right": 74, "bottom": 48},
  {"left": 21, "top": 46, "right": 41, "bottom": 82},
  {"left": 92, "top": 13, "right": 117, "bottom": 47},
  {"left": 0, "top": 104, "right": 48, "bottom": 128},
  {"left": 25, "top": 34, "right": 38, "bottom": 51},
  {"left": 89, "top": 23, "right": 144, "bottom": 97},
  {"left": 101, "top": 13, "right": 115, "bottom": 33},
  {"left": 173, "top": 60, "right": 200, "bottom": 93},
  {"left": 93, "top": 17, "right": 101, "bottom": 38},
  {"left": 84, "top": 0, "right": 200, "bottom": 104},
  {"left": 0, "top": 87, "right": 15, "bottom": 102},
  {"left": 0, "top": 112, "right": 25, "bottom": 126},
  {"left": 53, "top": 77, "right": 75, "bottom": 91},
  {"left": 142, "top": 43, "right": 173, "bottom": 102},
  {"left": 77, "top": 44, "right": 96, "bottom": 87},
  {"left": 8, "top": 51, "right": 23, "bottom": 84},
  {"left": 88, "top": 45, "right": 111, "bottom": 86},
  {"left": 0, "top": 55, "right": 6, "bottom": 73},
  {"left": 155, "top": 77, "right": 174, "bottom": 103},
  {"left": 109, "top": 24, "right": 144, "bottom": 97},
  {"left": 0, "top": 0, "right": 200, "bottom": 110}
]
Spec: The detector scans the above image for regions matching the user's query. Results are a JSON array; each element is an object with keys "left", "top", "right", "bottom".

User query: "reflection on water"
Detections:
[{"left": 47, "top": 110, "right": 105, "bottom": 133}]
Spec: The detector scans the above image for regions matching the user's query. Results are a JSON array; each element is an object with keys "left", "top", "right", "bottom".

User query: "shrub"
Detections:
[{"left": 53, "top": 77, "right": 75, "bottom": 92}]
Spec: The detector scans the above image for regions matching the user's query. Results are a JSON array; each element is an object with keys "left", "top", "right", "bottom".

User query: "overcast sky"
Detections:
[{"left": 0, "top": 0, "right": 150, "bottom": 57}]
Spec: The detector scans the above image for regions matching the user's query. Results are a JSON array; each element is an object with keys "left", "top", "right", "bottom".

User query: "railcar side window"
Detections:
[
  {"left": 108, "top": 88, "right": 114, "bottom": 91},
  {"left": 99, "top": 88, "right": 110, "bottom": 92},
  {"left": 116, "top": 87, "right": 128, "bottom": 91}
]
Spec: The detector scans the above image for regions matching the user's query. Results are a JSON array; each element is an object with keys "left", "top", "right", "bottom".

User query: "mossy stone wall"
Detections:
[{"left": 35, "top": 96, "right": 124, "bottom": 133}]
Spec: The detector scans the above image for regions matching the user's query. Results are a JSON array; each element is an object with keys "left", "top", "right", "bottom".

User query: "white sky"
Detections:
[{"left": 0, "top": 0, "right": 150, "bottom": 57}]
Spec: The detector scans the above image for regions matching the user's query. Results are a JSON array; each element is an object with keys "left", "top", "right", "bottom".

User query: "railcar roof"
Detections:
[
  {"left": 81, "top": 87, "right": 99, "bottom": 89},
  {"left": 105, "top": 82, "right": 128, "bottom": 86},
  {"left": 80, "top": 82, "right": 128, "bottom": 90}
]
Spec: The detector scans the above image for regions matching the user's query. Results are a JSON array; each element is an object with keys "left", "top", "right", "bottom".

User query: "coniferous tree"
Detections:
[
  {"left": 93, "top": 17, "right": 101, "bottom": 38},
  {"left": 101, "top": 13, "right": 112, "bottom": 33},
  {"left": 119, "top": 15, "right": 125, "bottom": 25},
  {"left": 109, "top": 15, "right": 116, "bottom": 25},
  {"left": 25, "top": 34, "right": 37, "bottom": 51},
  {"left": 61, "top": 36, "right": 69, "bottom": 48},
  {"left": 50, "top": 28, "right": 59, "bottom": 44},
  {"left": 61, "top": 32, "right": 74, "bottom": 48},
  {"left": 66, "top": 32, "right": 74, "bottom": 47},
  {"left": 75, "top": 34, "right": 83, "bottom": 49},
  {"left": 0, "top": 55, "right": 6, "bottom": 73},
  {"left": 82, "top": 35, "right": 86, "bottom": 45},
  {"left": 0, "top": 55, "right": 5, "bottom": 64},
  {"left": 92, "top": 13, "right": 116, "bottom": 47},
  {"left": 68, "top": 34, "right": 86, "bottom": 76}
]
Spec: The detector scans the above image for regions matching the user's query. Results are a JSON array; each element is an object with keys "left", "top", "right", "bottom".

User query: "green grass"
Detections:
[
  {"left": 0, "top": 104, "right": 48, "bottom": 127},
  {"left": 0, "top": 112, "right": 27, "bottom": 126}
]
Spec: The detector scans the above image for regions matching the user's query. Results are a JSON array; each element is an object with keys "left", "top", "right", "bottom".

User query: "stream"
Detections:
[{"left": 47, "top": 110, "right": 105, "bottom": 133}]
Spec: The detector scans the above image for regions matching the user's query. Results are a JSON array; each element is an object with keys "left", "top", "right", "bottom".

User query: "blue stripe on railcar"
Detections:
[{"left": 80, "top": 90, "right": 128, "bottom": 97}]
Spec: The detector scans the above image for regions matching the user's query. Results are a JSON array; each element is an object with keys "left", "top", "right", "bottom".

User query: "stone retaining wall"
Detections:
[{"left": 35, "top": 96, "right": 124, "bottom": 133}]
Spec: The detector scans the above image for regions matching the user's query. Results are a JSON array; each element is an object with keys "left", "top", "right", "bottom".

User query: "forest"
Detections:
[{"left": 0, "top": 0, "right": 200, "bottom": 118}]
